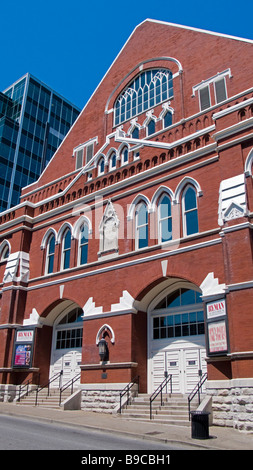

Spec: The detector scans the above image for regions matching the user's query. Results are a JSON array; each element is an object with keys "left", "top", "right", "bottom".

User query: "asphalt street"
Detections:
[{"left": 0, "top": 414, "right": 194, "bottom": 451}]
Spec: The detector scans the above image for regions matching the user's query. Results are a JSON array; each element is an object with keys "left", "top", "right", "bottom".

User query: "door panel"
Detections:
[
  {"left": 51, "top": 349, "right": 82, "bottom": 387},
  {"left": 151, "top": 346, "right": 206, "bottom": 394},
  {"left": 166, "top": 350, "right": 181, "bottom": 394},
  {"left": 152, "top": 351, "right": 166, "bottom": 390}
]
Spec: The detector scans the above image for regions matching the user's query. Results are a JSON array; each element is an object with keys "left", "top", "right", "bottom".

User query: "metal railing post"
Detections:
[{"left": 149, "top": 374, "right": 172, "bottom": 420}]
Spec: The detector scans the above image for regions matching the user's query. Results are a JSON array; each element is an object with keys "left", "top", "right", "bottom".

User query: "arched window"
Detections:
[
  {"left": 79, "top": 223, "right": 89, "bottom": 265},
  {"left": 158, "top": 194, "right": 172, "bottom": 243},
  {"left": 98, "top": 157, "right": 105, "bottom": 175},
  {"left": 114, "top": 69, "right": 173, "bottom": 125},
  {"left": 132, "top": 127, "right": 139, "bottom": 139},
  {"left": 147, "top": 119, "right": 155, "bottom": 136},
  {"left": 152, "top": 288, "right": 204, "bottom": 339},
  {"left": 135, "top": 202, "right": 148, "bottom": 249},
  {"left": 122, "top": 147, "right": 128, "bottom": 165},
  {"left": 45, "top": 234, "right": 55, "bottom": 274},
  {"left": 0, "top": 243, "right": 10, "bottom": 261},
  {"left": 182, "top": 186, "right": 199, "bottom": 236},
  {"left": 163, "top": 110, "right": 172, "bottom": 128},
  {"left": 61, "top": 228, "right": 71, "bottom": 270},
  {"left": 56, "top": 306, "right": 83, "bottom": 350},
  {"left": 109, "top": 153, "right": 117, "bottom": 170}
]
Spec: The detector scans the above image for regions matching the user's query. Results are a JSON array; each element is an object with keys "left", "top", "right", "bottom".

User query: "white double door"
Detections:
[
  {"left": 151, "top": 346, "right": 207, "bottom": 394},
  {"left": 50, "top": 349, "right": 82, "bottom": 387}
]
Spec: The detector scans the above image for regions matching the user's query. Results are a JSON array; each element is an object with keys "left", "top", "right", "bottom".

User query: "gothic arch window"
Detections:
[
  {"left": 61, "top": 228, "right": 71, "bottom": 270},
  {"left": 98, "top": 157, "right": 105, "bottom": 175},
  {"left": 45, "top": 234, "right": 55, "bottom": 274},
  {"left": 163, "top": 110, "right": 173, "bottom": 128},
  {"left": 121, "top": 146, "right": 129, "bottom": 165},
  {"left": 147, "top": 118, "right": 156, "bottom": 136},
  {"left": 132, "top": 126, "right": 139, "bottom": 139},
  {"left": 182, "top": 186, "right": 199, "bottom": 236},
  {"left": 158, "top": 194, "right": 172, "bottom": 243},
  {"left": 109, "top": 152, "right": 117, "bottom": 170},
  {"left": 135, "top": 201, "right": 148, "bottom": 250},
  {"left": 0, "top": 241, "right": 10, "bottom": 261},
  {"left": 114, "top": 69, "right": 173, "bottom": 126},
  {"left": 78, "top": 223, "right": 89, "bottom": 266}
]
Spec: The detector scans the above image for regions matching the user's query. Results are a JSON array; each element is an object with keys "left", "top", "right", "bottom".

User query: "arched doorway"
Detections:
[
  {"left": 50, "top": 303, "right": 83, "bottom": 386},
  {"left": 147, "top": 282, "right": 207, "bottom": 394}
]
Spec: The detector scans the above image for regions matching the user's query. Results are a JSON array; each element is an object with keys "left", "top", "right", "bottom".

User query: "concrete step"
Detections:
[
  {"left": 120, "top": 392, "right": 198, "bottom": 426},
  {"left": 16, "top": 387, "right": 77, "bottom": 408}
]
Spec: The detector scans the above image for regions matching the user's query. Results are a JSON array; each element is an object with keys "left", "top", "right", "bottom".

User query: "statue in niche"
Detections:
[{"left": 99, "top": 200, "right": 119, "bottom": 255}]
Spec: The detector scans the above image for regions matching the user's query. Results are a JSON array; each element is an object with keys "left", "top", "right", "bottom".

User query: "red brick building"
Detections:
[{"left": 0, "top": 20, "right": 252, "bottom": 431}]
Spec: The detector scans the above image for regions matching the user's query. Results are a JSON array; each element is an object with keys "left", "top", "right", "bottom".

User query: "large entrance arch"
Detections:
[
  {"left": 47, "top": 300, "right": 83, "bottom": 387},
  {"left": 143, "top": 279, "right": 207, "bottom": 394}
]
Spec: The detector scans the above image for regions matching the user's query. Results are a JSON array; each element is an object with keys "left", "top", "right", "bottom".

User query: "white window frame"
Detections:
[
  {"left": 198, "top": 84, "right": 211, "bottom": 111},
  {"left": 158, "top": 194, "right": 172, "bottom": 244},
  {"left": 45, "top": 234, "right": 55, "bottom": 274},
  {"left": 192, "top": 69, "right": 231, "bottom": 112},
  {"left": 78, "top": 223, "right": 89, "bottom": 266},
  {"left": 135, "top": 202, "right": 148, "bottom": 250},
  {"left": 109, "top": 152, "right": 117, "bottom": 171},
  {"left": 61, "top": 229, "right": 72, "bottom": 270},
  {"left": 98, "top": 157, "right": 105, "bottom": 176},
  {"left": 121, "top": 147, "right": 129, "bottom": 166},
  {"left": 213, "top": 76, "right": 228, "bottom": 105},
  {"left": 182, "top": 185, "right": 199, "bottom": 237},
  {"left": 73, "top": 137, "right": 98, "bottom": 169}
]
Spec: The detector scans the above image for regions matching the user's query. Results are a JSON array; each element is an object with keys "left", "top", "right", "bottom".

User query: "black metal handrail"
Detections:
[
  {"left": 59, "top": 372, "right": 81, "bottom": 406},
  {"left": 119, "top": 375, "right": 139, "bottom": 413},
  {"left": 150, "top": 374, "right": 172, "bottom": 420},
  {"left": 17, "top": 378, "right": 34, "bottom": 402},
  {"left": 35, "top": 370, "right": 63, "bottom": 406},
  {"left": 188, "top": 372, "right": 207, "bottom": 419}
]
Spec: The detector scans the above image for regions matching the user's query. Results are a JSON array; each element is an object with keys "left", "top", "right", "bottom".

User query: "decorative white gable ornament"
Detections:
[
  {"left": 3, "top": 252, "right": 29, "bottom": 284},
  {"left": 218, "top": 174, "right": 247, "bottom": 225}
]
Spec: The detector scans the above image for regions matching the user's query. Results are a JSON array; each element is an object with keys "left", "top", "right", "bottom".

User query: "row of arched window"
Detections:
[
  {"left": 134, "top": 185, "right": 199, "bottom": 249},
  {"left": 40, "top": 181, "right": 200, "bottom": 275},
  {"left": 0, "top": 181, "right": 201, "bottom": 276}
]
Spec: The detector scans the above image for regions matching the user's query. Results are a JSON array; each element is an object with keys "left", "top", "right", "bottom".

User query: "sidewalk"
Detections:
[{"left": 0, "top": 402, "right": 252, "bottom": 450}]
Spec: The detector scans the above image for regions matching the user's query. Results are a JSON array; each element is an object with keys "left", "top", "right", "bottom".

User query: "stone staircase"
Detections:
[
  {"left": 120, "top": 393, "right": 200, "bottom": 426},
  {"left": 15, "top": 387, "right": 75, "bottom": 409}
]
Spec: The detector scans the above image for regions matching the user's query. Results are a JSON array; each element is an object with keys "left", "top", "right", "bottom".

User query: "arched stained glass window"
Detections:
[{"left": 114, "top": 69, "right": 173, "bottom": 126}]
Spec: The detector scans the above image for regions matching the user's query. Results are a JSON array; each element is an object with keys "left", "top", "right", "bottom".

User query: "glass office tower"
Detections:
[{"left": 0, "top": 73, "right": 80, "bottom": 212}]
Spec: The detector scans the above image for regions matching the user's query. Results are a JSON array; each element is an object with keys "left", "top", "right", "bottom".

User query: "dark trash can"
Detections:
[{"left": 191, "top": 411, "right": 210, "bottom": 439}]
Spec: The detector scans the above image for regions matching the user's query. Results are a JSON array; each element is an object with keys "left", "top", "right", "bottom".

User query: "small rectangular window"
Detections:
[
  {"left": 75, "top": 149, "right": 83, "bottom": 169},
  {"left": 199, "top": 86, "right": 211, "bottom": 111},
  {"left": 86, "top": 143, "right": 94, "bottom": 163},
  {"left": 214, "top": 78, "right": 227, "bottom": 104}
]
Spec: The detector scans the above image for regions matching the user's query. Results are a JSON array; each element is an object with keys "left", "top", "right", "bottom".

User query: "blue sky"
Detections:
[{"left": 1, "top": 0, "right": 252, "bottom": 110}]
